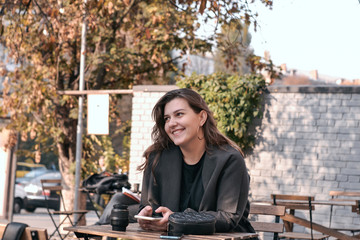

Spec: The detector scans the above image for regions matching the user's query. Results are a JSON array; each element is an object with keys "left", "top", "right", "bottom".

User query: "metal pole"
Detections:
[{"left": 74, "top": 0, "right": 87, "bottom": 218}]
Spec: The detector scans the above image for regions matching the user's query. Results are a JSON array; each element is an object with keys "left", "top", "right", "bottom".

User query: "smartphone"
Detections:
[
  {"left": 134, "top": 215, "right": 162, "bottom": 221},
  {"left": 160, "top": 232, "right": 184, "bottom": 239}
]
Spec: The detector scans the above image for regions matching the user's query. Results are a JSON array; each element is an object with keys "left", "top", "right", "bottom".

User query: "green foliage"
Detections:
[{"left": 177, "top": 72, "right": 266, "bottom": 154}]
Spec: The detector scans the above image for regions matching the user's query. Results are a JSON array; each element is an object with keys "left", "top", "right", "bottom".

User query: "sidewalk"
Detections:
[{"left": 13, "top": 208, "right": 98, "bottom": 239}]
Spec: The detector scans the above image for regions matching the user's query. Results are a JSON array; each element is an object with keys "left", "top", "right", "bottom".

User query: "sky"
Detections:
[{"left": 248, "top": 0, "right": 360, "bottom": 80}]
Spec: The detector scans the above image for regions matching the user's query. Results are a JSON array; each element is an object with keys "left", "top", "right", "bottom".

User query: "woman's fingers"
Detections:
[
  {"left": 137, "top": 206, "right": 154, "bottom": 229},
  {"left": 138, "top": 205, "right": 153, "bottom": 216}
]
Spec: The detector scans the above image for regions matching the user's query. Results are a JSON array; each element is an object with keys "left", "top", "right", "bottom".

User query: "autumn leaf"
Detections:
[{"left": 145, "top": 28, "right": 151, "bottom": 39}]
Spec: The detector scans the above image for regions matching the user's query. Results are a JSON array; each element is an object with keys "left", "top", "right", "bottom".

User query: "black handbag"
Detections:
[{"left": 168, "top": 212, "right": 216, "bottom": 235}]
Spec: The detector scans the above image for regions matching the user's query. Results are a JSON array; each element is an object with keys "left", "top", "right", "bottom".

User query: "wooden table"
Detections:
[
  {"left": 252, "top": 199, "right": 359, "bottom": 240},
  {"left": 64, "top": 223, "right": 259, "bottom": 240}
]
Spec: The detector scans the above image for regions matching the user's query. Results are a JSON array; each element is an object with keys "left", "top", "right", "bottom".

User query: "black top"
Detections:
[{"left": 179, "top": 152, "right": 205, "bottom": 211}]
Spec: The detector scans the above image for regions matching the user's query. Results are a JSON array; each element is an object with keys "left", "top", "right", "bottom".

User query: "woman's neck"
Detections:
[{"left": 180, "top": 141, "right": 206, "bottom": 165}]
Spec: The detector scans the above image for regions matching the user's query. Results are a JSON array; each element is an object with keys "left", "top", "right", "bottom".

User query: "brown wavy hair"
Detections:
[{"left": 138, "top": 88, "right": 243, "bottom": 171}]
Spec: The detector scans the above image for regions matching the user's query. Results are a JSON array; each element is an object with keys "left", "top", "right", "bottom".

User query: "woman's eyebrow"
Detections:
[{"left": 164, "top": 108, "right": 186, "bottom": 116}]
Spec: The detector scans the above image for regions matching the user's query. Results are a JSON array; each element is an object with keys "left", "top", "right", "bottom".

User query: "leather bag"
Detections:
[{"left": 168, "top": 212, "right": 216, "bottom": 235}]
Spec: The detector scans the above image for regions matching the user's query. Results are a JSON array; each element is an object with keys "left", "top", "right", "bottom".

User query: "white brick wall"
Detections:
[
  {"left": 247, "top": 86, "right": 360, "bottom": 233},
  {"left": 128, "top": 85, "right": 179, "bottom": 188},
  {"left": 128, "top": 85, "right": 360, "bottom": 235}
]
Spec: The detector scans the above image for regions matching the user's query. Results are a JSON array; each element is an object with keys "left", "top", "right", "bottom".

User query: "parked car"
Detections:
[
  {"left": 23, "top": 171, "right": 61, "bottom": 212},
  {"left": 14, "top": 184, "right": 26, "bottom": 213},
  {"left": 16, "top": 162, "right": 47, "bottom": 178},
  {"left": 16, "top": 168, "right": 53, "bottom": 186}
]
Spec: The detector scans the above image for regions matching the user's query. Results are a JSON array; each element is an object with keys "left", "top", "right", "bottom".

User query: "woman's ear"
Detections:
[{"left": 199, "top": 110, "right": 207, "bottom": 126}]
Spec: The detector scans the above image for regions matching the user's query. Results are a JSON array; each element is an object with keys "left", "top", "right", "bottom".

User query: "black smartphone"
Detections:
[{"left": 160, "top": 232, "right": 184, "bottom": 239}]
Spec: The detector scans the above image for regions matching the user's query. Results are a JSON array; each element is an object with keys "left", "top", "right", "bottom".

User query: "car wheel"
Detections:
[
  {"left": 13, "top": 198, "right": 22, "bottom": 213},
  {"left": 25, "top": 206, "right": 36, "bottom": 212}
]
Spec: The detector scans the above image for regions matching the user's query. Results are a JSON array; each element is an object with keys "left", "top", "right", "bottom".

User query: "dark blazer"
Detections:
[{"left": 140, "top": 144, "right": 255, "bottom": 232}]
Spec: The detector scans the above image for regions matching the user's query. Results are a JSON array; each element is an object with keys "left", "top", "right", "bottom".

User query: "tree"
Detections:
[
  {"left": 214, "top": 19, "right": 253, "bottom": 75},
  {"left": 0, "top": 0, "right": 272, "bottom": 212}
]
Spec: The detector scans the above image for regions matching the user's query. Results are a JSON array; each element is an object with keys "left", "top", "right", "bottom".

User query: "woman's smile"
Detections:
[{"left": 164, "top": 98, "right": 203, "bottom": 148}]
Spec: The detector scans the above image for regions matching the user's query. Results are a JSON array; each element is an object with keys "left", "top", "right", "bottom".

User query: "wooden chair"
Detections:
[
  {"left": 328, "top": 191, "right": 360, "bottom": 235},
  {"left": 41, "top": 179, "right": 88, "bottom": 240},
  {"left": 271, "top": 194, "right": 329, "bottom": 240},
  {"left": 0, "top": 223, "right": 48, "bottom": 240},
  {"left": 249, "top": 203, "right": 286, "bottom": 240}
]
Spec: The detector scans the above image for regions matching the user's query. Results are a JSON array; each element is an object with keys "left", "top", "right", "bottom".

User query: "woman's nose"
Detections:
[{"left": 168, "top": 117, "right": 177, "bottom": 127}]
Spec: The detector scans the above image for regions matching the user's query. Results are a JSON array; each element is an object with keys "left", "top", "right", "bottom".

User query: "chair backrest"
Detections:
[
  {"left": 271, "top": 194, "right": 315, "bottom": 238},
  {"left": 271, "top": 194, "right": 315, "bottom": 211},
  {"left": 40, "top": 179, "right": 64, "bottom": 211},
  {"left": 329, "top": 191, "right": 360, "bottom": 213},
  {"left": 249, "top": 204, "right": 286, "bottom": 233},
  {"left": 329, "top": 190, "right": 360, "bottom": 199},
  {"left": 0, "top": 224, "right": 48, "bottom": 240}
]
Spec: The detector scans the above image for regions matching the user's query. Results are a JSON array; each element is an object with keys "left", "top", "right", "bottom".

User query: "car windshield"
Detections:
[
  {"left": 23, "top": 168, "right": 49, "bottom": 178},
  {"left": 30, "top": 171, "right": 61, "bottom": 184}
]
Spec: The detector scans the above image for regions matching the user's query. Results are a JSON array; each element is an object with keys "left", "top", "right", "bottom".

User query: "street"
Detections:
[{"left": 13, "top": 208, "right": 98, "bottom": 239}]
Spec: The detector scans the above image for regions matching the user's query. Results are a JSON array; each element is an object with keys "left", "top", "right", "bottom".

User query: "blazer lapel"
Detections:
[{"left": 200, "top": 148, "right": 218, "bottom": 209}]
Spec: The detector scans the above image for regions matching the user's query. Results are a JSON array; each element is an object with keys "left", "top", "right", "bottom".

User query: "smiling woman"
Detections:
[
  {"left": 136, "top": 88, "right": 255, "bottom": 233},
  {"left": 96, "top": 88, "right": 256, "bottom": 236}
]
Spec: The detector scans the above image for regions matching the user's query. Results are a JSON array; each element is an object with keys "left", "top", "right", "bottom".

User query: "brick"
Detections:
[
  {"left": 130, "top": 132, "right": 143, "bottom": 139},
  {"left": 346, "top": 161, "right": 360, "bottom": 169},
  {"left": 317, "top": 154, "right": 341, "bottom": 161},
  {"left": 316, "top": 119, "right": 336, "bottom": 126},
  {"left": 132, "top": 109, "right": 145, "bottom": 115},
  {"left": 349, "top": 176, "right": 360, "bottom": 182},
  {"left": 319, "top": 99, "right": 342, "bottom": 106},
  {"left": 317, "top": 140, "right": 341, "bottom": 147},
  {"left": 297, "top": 112, "right": 321, "bottom": 119},
  {"left": 295, "top": 125, "right": 318, "bottom": 132},
  {"left": 297, "top": 165, "right": 318, "bottom": 173},
  {"left": 334, "top": 120, "right": 359, "bottom": 127},
  {"left": 336, "top": 175, "right": 348, "bottom": 182},
  {"left": 316, "top": 180, "right": 339, "bottom": 188},
  {"left": 341, "top": 140, "right": 360, "bottom": 148},
  {"left": 343, "top": 100, "right": 360, "bottom": 107},
  {"left": 340, "top": 168, "right": 360, "bottom": 176},
  {"left": 320, "top": 112, "right": 343, "bottom": 120},
  {"left": 304, "top": 146, "right": 327, "bottom": 153},
  {"left": 326, "top": 147, "right": 350, "bottom": 154},
  {"left": 297, "top": 98, "right": 320, "bottom": 106},
  {"left": 337, "top": 133, "right": 360, "bottom": 141},
  {"left": 317, "top": 126, "right": 342, "bottom": 134},
  {"left": 296, "top": 139, "right": 319, "bottom": 146},
  {"left": 351, "top": 94, "right": 360, "bottom": 100},
  {"left": 279, "top": 185, "right": 301, "bottom": 192},
  {"left": 343, "top": 112, "right": 360, "bottom": 119},
  {"left": 293, "top": 119, "right": 317, "bottom": 125},
  {"left": 324, "top": 174, "right": 337, "bottom": 181},
  {"left": 339, "top": 128, "right": 360, "bottom": 134}
]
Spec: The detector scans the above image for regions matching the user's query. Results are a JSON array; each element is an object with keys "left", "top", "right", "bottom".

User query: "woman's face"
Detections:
[{"left": 164, "top": 98, "right": 206, "bottom": 149}]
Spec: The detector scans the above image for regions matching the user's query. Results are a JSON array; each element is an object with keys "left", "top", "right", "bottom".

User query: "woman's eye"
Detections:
[
  {"left": 176, "top": 112, "right": 184, "bottom": 117},
  {"left": 164, "top": 117, "right": 170, "bottom": 122}
]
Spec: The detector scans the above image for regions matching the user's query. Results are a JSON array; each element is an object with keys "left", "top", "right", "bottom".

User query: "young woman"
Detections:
[{"left": 136, "top": 88, "right": 255, "bottom": 233}]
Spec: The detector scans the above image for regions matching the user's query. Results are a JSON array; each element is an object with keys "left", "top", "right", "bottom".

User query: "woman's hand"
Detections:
[{"left": 137, "top": 206, "right": 173, "bottom": 231}]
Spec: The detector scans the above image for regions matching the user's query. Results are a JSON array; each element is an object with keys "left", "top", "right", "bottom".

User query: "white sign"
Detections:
[
  {"left": 0, "top": 127, "right": 15, "bottom": 223},
  {"left": 87, "top": 94, "right": 109, "bottom": 135}
]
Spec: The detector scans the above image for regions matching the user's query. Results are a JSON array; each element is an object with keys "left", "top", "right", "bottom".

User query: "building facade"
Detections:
[{"left": 128, "top": 85, "right": 360, "bottom": 234}]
